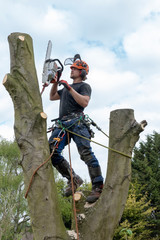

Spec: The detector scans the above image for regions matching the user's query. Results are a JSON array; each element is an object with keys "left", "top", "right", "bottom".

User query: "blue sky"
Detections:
[{"left": 1, "top": 0, "right": 160, "bottom": 180}]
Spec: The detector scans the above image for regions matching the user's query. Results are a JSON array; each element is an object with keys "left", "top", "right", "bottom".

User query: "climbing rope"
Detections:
[
  {"left": 67, "top": 132, "right": 80, "bottom": 240},
  {"left": 56, "top": 119, "right": 132, "bottom": 159},
  {"left": 84, "top": 114, "right": 110, "bottom": 138},
  {"left": 65, "top": 128, "right": 132, "bottom": 159},
  {"left": 49, "top": 115, "right": 132, "bottom": 159}
]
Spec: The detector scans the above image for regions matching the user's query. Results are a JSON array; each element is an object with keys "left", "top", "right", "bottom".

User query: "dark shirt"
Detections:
[{"left": 58, "top": 82, "right": 91, "bottom": 119}]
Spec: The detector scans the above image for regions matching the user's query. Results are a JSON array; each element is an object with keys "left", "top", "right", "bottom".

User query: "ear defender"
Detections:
[{"left": 80, "top": 69, "right": 87, "bottom": 79}]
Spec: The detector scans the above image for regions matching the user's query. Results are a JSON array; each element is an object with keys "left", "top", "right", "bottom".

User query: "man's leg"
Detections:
[
  {"left": 72, "top": 124, "right": 103, "bottom": 203},
  {"left": 78, "top": 145, "right": 103, "bottom": 203},
  {"left": 49, "top": 128, "right": 83, "bottom": 196}
]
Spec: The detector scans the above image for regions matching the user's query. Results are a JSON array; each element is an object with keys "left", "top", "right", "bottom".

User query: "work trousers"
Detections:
[{"left": 49, "top": 117, "right": 103, "bottom": 184}]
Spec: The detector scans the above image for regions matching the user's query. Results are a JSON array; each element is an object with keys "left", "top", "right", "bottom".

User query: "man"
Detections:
[{"left": 49, "top": 57, "right": 103, "bottom": 203}]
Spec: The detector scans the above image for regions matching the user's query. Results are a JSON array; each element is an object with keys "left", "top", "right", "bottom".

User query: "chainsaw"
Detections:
[{"left": 41, "top": 40, "right": 64, "bottom": 95}]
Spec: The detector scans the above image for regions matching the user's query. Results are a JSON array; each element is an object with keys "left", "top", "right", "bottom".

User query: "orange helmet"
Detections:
[{"left": 70, "top": 60, "right": 89, "bottom": 75}]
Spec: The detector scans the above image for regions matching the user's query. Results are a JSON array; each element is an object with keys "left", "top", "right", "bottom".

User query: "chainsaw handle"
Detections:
[{"left": 45, "top": 58, "right": 64, "bottom": 72}]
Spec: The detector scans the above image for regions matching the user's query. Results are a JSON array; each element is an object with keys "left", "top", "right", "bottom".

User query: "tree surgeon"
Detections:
[{"left": 49, "top": 55, "right": 103, "bottom": 203}]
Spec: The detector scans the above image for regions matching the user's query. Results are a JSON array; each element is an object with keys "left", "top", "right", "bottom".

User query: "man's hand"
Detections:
[
  {"left": 50, "top": 73, "right": 58, "bottom": 84},
  {"left": 59, "top": 80, "right": 71, "bottom": 91}
]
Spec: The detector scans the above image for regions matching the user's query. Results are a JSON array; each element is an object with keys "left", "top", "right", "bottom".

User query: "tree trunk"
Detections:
[
  {"left": 3, "top": 32, "right": 68, "bottom": 240},
  {"left": 76, "top": 109, "right": 147, "bottom": 240},
  {"left": 3, "top": 33, "right": 147, "bottom": 240},
  {"left": 104, "top": 109, "right": 140, "bottom": 238}
]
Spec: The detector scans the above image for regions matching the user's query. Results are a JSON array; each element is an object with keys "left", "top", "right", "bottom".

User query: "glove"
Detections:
[{"left": 59, "top": 80, "right": 71, "bottom": 91}]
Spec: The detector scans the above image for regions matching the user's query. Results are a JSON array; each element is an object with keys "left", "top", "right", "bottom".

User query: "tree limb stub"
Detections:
[
  {"left": 140, "top": 120, "right": 148, "bottom": 130},
  {"left": 2, "top": 74, "right": 8, "bottom": 84},
  {"left": 40, "top": 112, "right": 47, "bottom": 119}
]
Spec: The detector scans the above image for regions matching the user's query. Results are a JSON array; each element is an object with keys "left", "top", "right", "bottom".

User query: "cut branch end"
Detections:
[
  {"left": 74, "top": 192, "right": 83, "bottom": 201},
  {"left": 18, "top": 35, "right": 25, "bottom": 41},
  {"left": 3, "top": 74, "right": 8, "bottom": 85},
  {"left": 40, "top": 112, "right": 47, "bottom": 119},
  {"left": 140, "top": 120, "right": 148, "bottom": 130}
]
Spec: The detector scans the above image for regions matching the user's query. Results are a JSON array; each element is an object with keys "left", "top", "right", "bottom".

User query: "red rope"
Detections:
[
  {"left": 67, "top": 132, "right": 79, "bottom": 240},
  {"left": 25, "top": 145, "right": 57, "bottom": 198},
  {"left": 40, "top": 84, "right": 46, "bottom": 95}
]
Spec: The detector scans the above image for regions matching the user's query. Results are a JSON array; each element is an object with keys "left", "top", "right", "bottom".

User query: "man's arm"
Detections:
[
  {"left": 50, "top": 82, "right": 60, "bottom": 100},
  {"left": 59, "top": 80, "right": 90, "bottom": 107},
  {"left": 69, "top": 87, "right": 90, "bottom": 108}
]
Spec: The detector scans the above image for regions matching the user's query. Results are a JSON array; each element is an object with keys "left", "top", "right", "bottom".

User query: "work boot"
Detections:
[
  {"left": 86, "top": 165, "right": 103, "bottom": 203},
  {"left": 86, "top": 183, "right": 103, "bottom": 203},
  {"left": 53, "top": 159, "right": 83, "bottom": 197},
  {"left": 64, "top": 175, "right": 83, "bottom": 197}
]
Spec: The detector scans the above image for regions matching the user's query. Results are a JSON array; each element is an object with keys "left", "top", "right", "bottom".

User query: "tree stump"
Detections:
[{"left": 71, "top": 109, "right": 147, "bottom": 240}]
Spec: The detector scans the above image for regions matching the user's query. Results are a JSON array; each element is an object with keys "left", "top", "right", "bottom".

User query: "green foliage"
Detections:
[
  {"left": 132, "top": 131, "right": 160, "bottom": 237},
  {"left": 0, "top": 138, "right": 31, "bottom": 240},
  {"left": 55, "top": 174, "right": 72, "bottom": 229},
  {"left": 114, "top": 132, "right": 160, "bottom": 239},
  {"left": 119, "top": 228, "right": 133, "bottom": 240},
  {"left": 114, "top": 182, "right": 156, "bottom": 240},
  {"left": 79, "top": 179, "right": 92, "bottom": 192}
]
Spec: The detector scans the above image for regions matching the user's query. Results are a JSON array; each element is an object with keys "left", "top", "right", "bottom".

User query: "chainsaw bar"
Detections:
[
  {"left": 42, "top": 40, "right": 59, "bottom": 86},
  {"left": 42, "top": 40, "right": 64, "bottom": 87}
]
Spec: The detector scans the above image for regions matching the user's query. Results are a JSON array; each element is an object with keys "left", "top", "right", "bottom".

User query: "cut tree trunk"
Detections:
[
  {"left": 3, "top": 32, "right": 68, "bottom": 240},
  {"left": 75, "top": 109, "right": 147, "bottom": 240},
  {"left": 3, "top": 32, "right": 147, "bottom": 240}
]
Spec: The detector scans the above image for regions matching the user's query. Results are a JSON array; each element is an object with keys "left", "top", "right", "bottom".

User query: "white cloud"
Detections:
[{"left": 124, "top": 23, "right": 160, "bottom": 61}]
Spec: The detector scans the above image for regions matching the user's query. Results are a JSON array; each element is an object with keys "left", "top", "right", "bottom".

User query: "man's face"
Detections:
[{"left": 70, "top": 67, "right": 81, "bottom": 79}]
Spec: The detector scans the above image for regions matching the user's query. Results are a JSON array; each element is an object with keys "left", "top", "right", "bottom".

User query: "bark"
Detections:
[
  {"left": 74, "top": 110, "right": 147, "bottom": 240},
  {"left": 3, "top": 32, "right": 68, "bottom": 240},
  {"left": 3, "top": 33, "right": 147, "bottom": 240}
]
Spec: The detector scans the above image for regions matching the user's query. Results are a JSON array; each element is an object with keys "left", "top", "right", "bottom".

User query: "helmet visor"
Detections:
[
  {"left": 64, "top": 58, "right": 74, "bottom": 66},
  {"left": 64, "top": 54, "right": 81, "bottom": 66}
]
